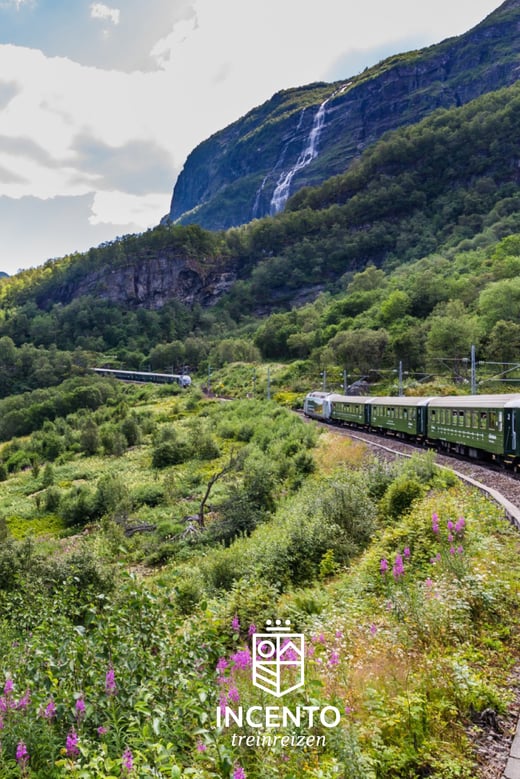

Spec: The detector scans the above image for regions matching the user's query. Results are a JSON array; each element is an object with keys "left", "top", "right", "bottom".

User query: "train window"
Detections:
[
  {"left": 458, "top": 411, "right": 464, "bottom": 426},
  {"left": 465, "top": 411, "right": 471, "bottom": 428},
  {"left": 489, "top": 411, "right": 497, "bottom": 431},
  {"left": 431, "top": 409, "right": 436, "bottom": 421},
  {"left": 471, "top": 411, "right": 478, "bottom": 428},
  {"left": 480, "top": 412, "right": 487, "bottom": 429},
  {"left": 403, "top": 408, "right": 408, "bottom": 419},
  {"left": 498, "top": 411, "right": 503, "bottom": 432},
  {"left": 452, "top": 410, "right": 458, "bottom": 425}
]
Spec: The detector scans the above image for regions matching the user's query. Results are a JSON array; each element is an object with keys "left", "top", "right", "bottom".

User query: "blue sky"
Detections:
[{"left": 0, "top": 0, "right": 502, "bottom": 274}]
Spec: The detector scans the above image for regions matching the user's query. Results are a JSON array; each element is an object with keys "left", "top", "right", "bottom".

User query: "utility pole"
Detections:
[
  {"left": 322, "top": 370, "right": 327, "bottom": 391},
  {"left": 398, "top": 361, "right": 403, "bottom": 397},
  {"left": 470, "top": 345, "right": 477, "bottom": 395}
]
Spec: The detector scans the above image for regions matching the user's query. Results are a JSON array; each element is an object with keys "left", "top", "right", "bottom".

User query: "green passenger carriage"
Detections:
[
  {"left": 328, "top": 395, "right": 371, "bottom": 426},
  {"left": 369, "top": 397, "right": 431, "bottom": 438},
  {"left": 427, "top": 394, "right": 520, "bottom": 461}
]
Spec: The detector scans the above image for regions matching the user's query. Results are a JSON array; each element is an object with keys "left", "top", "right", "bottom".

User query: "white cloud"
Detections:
[
  {"left": 89, "top": 190, "right": 170, "bottom": 227},
  {"left": 90, "top": 3, "right": 120, "bottom": 26}
]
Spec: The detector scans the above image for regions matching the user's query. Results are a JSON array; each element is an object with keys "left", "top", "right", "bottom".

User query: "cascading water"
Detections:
[
  {"left": 269, "top": 97, "right": 329, "bottom": 215},
  {"left": 252, "top": 109, "right": 306, "bottom": 219},
  {"left": 269, "top": 84, "right": 350, "bottom": 215}
]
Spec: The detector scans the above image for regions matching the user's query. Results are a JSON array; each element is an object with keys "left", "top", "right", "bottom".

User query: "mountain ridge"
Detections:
[{"left": 165, "top": 0, "right": 520, "bottom": 230}]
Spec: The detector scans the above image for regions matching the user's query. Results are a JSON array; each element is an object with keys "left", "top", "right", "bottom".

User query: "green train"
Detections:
[{"left": 303, "top": 391, "right": 520, "bottom": 466}]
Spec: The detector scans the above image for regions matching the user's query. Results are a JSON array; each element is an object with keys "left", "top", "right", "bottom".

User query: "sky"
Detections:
[{"left": 0, "top": 0, "right": 503, "bottom": 275}]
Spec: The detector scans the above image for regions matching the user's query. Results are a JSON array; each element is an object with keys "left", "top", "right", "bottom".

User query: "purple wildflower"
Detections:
[
  {"left": 424, "top": 578, "right": 433, "bottom": 588},
  {"left": 457, "top": 545, "right": 464, "bottom": 555},
  {"left": 380, "top": 558, "right": 388, "bottom": 574},
  {"left": 328, "top": 651, "right": 340, "bottom": 666},
  {"left": 97, "top": 726, "right": 108, "bottom": 736},
  {"left": 231, "top": 648, "right": 252, "bottom": 670},
  {"left": 449, "top": 546, "right": 455, "bottom": 555},
  {"left": 122, "top": 748, "right": 134, "bottom": 774},
  {"left": 248, "top": 623, "right": 257, "bottom": 638},
  {"left": 369, "top": 623, "right": 377, "bottom": 636},
  {"left": 75, "top": 697, "right": 85, "bottom": 719},
  {"left": 17, "top": 688, "right": 31, "bottom": 710},
  {"left": 335, "top": 630, "right": 343, "bottom": 639},
  {"left": 392, "top": 553, "right": 405, "bottom": 581},
  {"left": 4, "top": 678, "right": 14, "bottom": 696},
  {"left": 196, "top": 740, "right": 207, "bottom": 752},
  {"left": 105, "top": 666, "right": 117, "bottom": 696},
  {"left": 16, "top": 741, "right": 29, "bottom": 764},
  {"left": 233, "top": 765, "right": 246, "bottom": 779},
  {"left": 43, "top": 699, "right": 57, "bottom": 720},
  {"left": 0, "top": 716, "right": 3, "bottom": 730},
  {"left": 432, "top": 514, "right": 439, "bottom": 533},
  {"left": 447, "top": 520, "right": 454, "bottom": 531},
  {"left": 66, "top": 728, "right": 80, "bottom": 758},
  {"left": 448, "top": 533, "right": 454, "bottom": 543},
  {"left": 227, "top": 687, "right": 240, "bottom": 703},
  {"left": 455, "top": 516, "right": 465, "bottom": 533},
  {"left": 216, "top": 657, "right": 228, "bottom": 674},
  {"left": 344, "top": 705, "right": 353, "bottom": 715},
  {"left": 231, "top": 614, "right": 240, "bottom": 633},
  {"left": 403, "top": 547, "right": 411, "bottom": 558}
]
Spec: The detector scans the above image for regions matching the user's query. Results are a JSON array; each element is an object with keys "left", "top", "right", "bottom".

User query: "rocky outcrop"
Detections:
[
  {"left": 165, "top": 0, "right": 520, "bottom": 230},
  {"left": 45, "top": 251, "right": 238, "bottom": 310}
]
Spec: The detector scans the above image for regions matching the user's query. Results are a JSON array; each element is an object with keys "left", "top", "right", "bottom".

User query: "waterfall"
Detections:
[
  {"left": 269, "top": 84, "right": 350, "bottom": 215},
  {"left": 270, "top": 97, "right": 329, "bottom": 215},
  {"left": 251, "top": 109, "right": 306, "bottom": 219}
]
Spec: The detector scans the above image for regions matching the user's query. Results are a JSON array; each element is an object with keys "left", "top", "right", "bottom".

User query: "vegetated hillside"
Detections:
[
  {"left": 165, "top": 0, "right": 520, "bottom": 229},
  {"left": 3, "top": 79, "right": 520, "bottom": 333},
  {"left": 0, "top": 385, "right": 518, "bottom": 777}
]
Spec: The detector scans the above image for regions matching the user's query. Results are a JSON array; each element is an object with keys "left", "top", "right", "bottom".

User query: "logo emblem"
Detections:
[{"left": 252, "top": 620, "right": 304, "bottom": 698}]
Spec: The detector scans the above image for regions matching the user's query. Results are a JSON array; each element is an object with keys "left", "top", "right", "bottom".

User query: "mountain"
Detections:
[{"left": 164, "top": 0, "right": 520, "bottom": 231}]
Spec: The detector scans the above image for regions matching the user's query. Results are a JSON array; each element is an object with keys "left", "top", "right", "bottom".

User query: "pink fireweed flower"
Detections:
[
  {"left": 449, "top": 546, "right": 455, "bottom": 555},
  {"left": 97, "top": 726, "right": 108, "bottom": 736},
  {"left": 344, "top": 705, "right": 354, "bottom": 715},
  {"left": 17, "top": 688, "right": 31, "bottom": 711},
  {"left": 335, "top": 630, "right": 344, "bottom": 639},
  {"left": 457, "top": 545, "right": 464, "bottom": 554},
  {"left": 392, "top": 553, "right": 405, "bottom": 580},
  {"left": 306, "top": 644, "right": 315, "bottom": 657},
  {"left": 75, "top": 697, "right": 85, "bottom": 719},
  {"left": 66, "top": 728, "right": 79, "bottom": 758},
  {"left": 16, "top": 741, "right": 29, "bottom": 764},
  {"left": 432, "top": 514, "right": 439, "bottom": 533},
  {"left": 370, "top": 623, "right": 377, "bottom": 636},
  {"left": 227, "top": 687, "right": 240, "bottom": 703},
  {"left": 196, "top": 740, "right": 207, "bottom": 753},
  {"left": 0, "top": 716, "right": 4, "bottom": 730},
  {"left": 328, "top": 651, "right": 340, "bottom": 666},
  {"left": 233, "top": 765, "right": 246, "bottom": 779},
  {"left": 447, "top": 520, "right": 454, "bottom": 531},
  {"left": 248, "top": 623, "right": 256, "bottom": 638},
  {"left": 380, "top": 558, "right": 388, "bottom": 574},
  {"left": 105, "top": 666, "right": 117, "bottom": 696},
  {"left": 231, "top": 614, "right": 240, "bottom": 633},
  {"left": 403, "top": 547, "right": 411, "bottom": 558},
  {"left": 231, "top": 648, "right": 252, "bottom": 670},
  {"left": 424, "top": 578, "right": 434, "bottom": 588},
  {"left": 448, "top": 533, "right": 454, "bottom": 543},
  {"left": 216, "top": 657, "right": 228, "bottom": 674},
  {"left": 4, "top": 678, "right": 14, "bottom": 696},
  {"left": 122, "top": 748, "right": 134, "bottom": 774},
  {"left": 455, "top": 517, "right": 465, "bottom": 533},
  {"left": 43, "top": 699, "right": 57, "bottom": 720}
]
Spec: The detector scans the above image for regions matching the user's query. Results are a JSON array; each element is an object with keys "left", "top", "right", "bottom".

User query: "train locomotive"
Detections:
[{"left": 303, "top": 391, "right": 520, "bottom": 466}]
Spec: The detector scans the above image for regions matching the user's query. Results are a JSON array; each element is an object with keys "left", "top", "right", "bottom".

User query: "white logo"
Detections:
[{"left": 252, "top": 620, "right": 304, "bottom": 698}]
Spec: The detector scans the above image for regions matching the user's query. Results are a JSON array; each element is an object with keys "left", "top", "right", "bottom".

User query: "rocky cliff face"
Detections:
[
  {"left": 165, "top": 0, "right": 520, "bottom": 230},
  {"left": 45, "top": 251, "right": 237, "bottom": 310}
]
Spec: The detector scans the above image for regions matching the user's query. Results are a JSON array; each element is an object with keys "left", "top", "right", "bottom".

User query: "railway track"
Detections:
[{"left": 305, "top": 416, "right": 520, "bottom": 529}]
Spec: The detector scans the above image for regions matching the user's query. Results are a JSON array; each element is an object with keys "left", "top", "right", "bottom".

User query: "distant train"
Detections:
[
  {"left": 93, "top": 368, "right": 192, "bottom": 387},
  {"left": 303, "top": 391, "right": 520, "bottom": 466}
]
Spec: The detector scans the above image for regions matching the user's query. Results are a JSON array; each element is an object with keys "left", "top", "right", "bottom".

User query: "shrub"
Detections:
[{"left": 379, "top": 476, "right": 424, "bottom": 521}]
